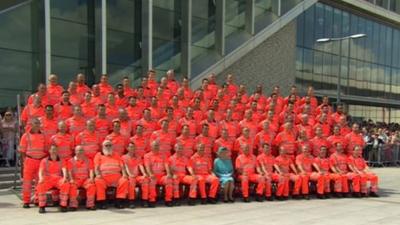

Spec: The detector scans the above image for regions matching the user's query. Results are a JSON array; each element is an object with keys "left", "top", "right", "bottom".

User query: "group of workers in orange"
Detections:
[{"left": 19, "top": 70, "right": 379, "bottom": 213}]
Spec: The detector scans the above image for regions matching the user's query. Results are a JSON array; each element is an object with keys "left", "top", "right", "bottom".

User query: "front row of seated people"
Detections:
[{"left": 33, "top": 138, "right": 378, "bottom": 213}]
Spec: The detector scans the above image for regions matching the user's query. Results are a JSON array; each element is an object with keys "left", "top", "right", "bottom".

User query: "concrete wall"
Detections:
[{"left": 216, "top": 21, "right": 297, "bottom": 96}]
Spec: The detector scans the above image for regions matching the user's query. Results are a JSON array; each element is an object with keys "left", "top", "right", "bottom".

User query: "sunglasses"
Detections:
[{"left": 104, "top": 144, "right": 112, "bottom": 147}]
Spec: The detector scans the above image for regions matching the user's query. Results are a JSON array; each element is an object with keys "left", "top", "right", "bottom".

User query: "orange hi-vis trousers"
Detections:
[
  {"left": 22, "top": 157, "right": 42, "bottom": 204},
  {"left": 320, "top": 173, "right": 341, "bottom": 193},
  {"left": 69, "top": 179, "right": 96, "bottom": 208},
  {"left": 95, "top": 175, "right": 128, "bottom": 201},
  {"left": 173, "top": 175, "right": 198, "bottom": 199},
  {"left": 37, "top": 177, "right": 70, "bottom": 207},
  {"left": 300, "top": 172, "right": 324, "bottom": 195},
  {"left": 238, "top": 174, "right": 265, "bottom": 198},
  {"left": 264, "top": 173, "right": 287, "bottom": 197},
  {"left": 197, "top": 174, "right": 219, "bottom": 199},
  {"left": 334, "top": 172, "right": 361, "bottom": 193},
  {"left": 281, "top": 173, "right": 302, "bottom": 196},
  {"left": 359, "top": 172, "right": 378, "bottom": 193},
  {"left": 128, "top": 176, "right": 150, "bottom": 200},
  {"left": 149, "top": 175, "right": 173, "bottom": 202}
]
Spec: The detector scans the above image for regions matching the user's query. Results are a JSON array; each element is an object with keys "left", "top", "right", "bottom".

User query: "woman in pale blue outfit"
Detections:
[{"left": 213, "top": 147, "right": 235, "bottom": 203}]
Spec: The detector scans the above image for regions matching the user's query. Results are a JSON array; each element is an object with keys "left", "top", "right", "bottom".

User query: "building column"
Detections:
[
  {"left": 44, "top": 0, "right": 51, "bottom": 83},
  {"left": 142, "top": 0, "right": 153, "bottom": 71},
  {"left": 101, "top": 0, "right": 107, "bottom": 74},
  {"left": 215, "top": 0, "right": 225, "bottom": 56},
  {"left": 245, "top": 0, "right": 255, "bottom": 35},
  {"left": 181, "top": 0, "right": 192, "bottom": 79}
]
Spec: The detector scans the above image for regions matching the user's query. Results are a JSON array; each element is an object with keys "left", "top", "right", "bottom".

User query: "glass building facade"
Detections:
[
  {"left": 2, "top": 0, "right": 400, "bottom": 123},
  {"left": 0, "top": 0, "right": 306, "bottom": 108},
  {"left": 296, "top": 2, "right": 400, "bottom": 123}
]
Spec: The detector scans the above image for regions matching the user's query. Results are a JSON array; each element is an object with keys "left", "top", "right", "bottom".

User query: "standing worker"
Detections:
[{"left": 20, "top": 118, "right": 47, "bottom": 208}]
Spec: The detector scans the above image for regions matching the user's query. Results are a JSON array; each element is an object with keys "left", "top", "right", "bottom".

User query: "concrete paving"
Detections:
[{"left": 0, "top": 168, "right": 399, "bottom": 225}]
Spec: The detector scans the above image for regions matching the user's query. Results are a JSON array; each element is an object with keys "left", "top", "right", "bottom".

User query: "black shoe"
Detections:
[
  {"left": 60, "top": 206, "right": 68, "bottom": 213},
  {"left": 334, "top": 192, "right": 342, "bottom": 198},
  {"left": 69, "top": 207, "right": 77, "bottom": 211},
  {"left": 173, "top": 198, "right": 181, "bottom": 206},
  {"left": 303, "top": 194, "right": 310, "bottom": 200},
  {"left": 86, "top": 206, "right": 96, "bottom": 210},
  {"left": 23, "top": 203, "right": 30, "bottom": 209},
  {"left": 97, "top": 201, "right": 108, "bottom": 210},
  {"left": 283, "top": 196, "right": 289, "bottom": 201},
  {"left": 353, "top": 192, "right": 361, "bottom": 198},
  {"left": 361, "top": 193, "right": 368, "bottom": 198},
  {"left": 265, "top": 196, "right": 274, "bottom": 201},
  {"left": 115, "top": 199, "right": 125, "bottom": 209},
  {"left": 255, "top": 195, "right": 263, "bottom": 202},
  {"left": 317, "top": 194, "right": 324, "bottom": 199},
  {"left": 243, "top": 197, "right": 250, "bottom": 203},
  {"left": 201, "top": 198, "right": 207, "bottom": 205},
  {"left": 325, "top": 193, "right": 331, "bottom": 199},
  {"left": 188, "top": 198, "right": 196, "bottom": 206},
  {"left": 344, "top": 193, "right": 351, "bottom": 198},
  {"left": 370, "top": 192, "right": 379, "bottom": 197},
  {"left": 165, "top": 201, "right": 173, "bottom": 207},
  {"left": 39, "top": 207, "right": 46, "bottom": 214},
  {"left": 208, "top": 198, "right": 217, "bottom": 204},
  {"left": 141, "top": 200, "right": 149, "bottom": 208},
  {"left": 128, "top": 200, "right": 136, "bottom": 209},
  {"left": 292, "top": 195, "right": 300, "bottom": 200},
  {"left": 148, "top": 201, "right": 156, "bottom": 208},
  {"left": 229, "top": 198, "right": 235, "bottom": 203},
  {"left": 52, "top": 201, "right": 60, "bottom": 207},
  {"left": 276, "top": 196, "right": 283, "bottom": 201}
]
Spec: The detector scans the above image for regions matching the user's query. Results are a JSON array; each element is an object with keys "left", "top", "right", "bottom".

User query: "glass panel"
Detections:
[
  {"left": 51, "top": 0, "right": 94, "bottom": 85},
  {"left": 296, "top": 13, "right": 304, "bottom": 47},
  {"left": 356, "top": 17, "right": 366, "bottom": 61},
  {"left": 0, "top": 48, "right": 33, "bottom": 90},
  {"left": 191, "top": 0, "right": 219, "bottom": 76},
  {"left": 52, "top": 56, "right": 88, "bottom": 87},
  {"left": 0, "top": 2, "right": 33, "bottom": 52},
  {"left": 107, "top": 0, "right": 141, "bottom": 81},
  {"left": 107, "top": 0, "right": 135, "bottom": 33},
  {"left": 225, "top": 0, "right": 249, "bottom": 54},
  {"left": 51, "top": 19, "right": 89, "bottom": 59},
  {"left": 51, "top": 0, "right": 89, "bottom": 23},
  {"left": 303, "top": 5, "right": 315, "bottom": 49},
  {"left": 153, "top": 0, "right": 182, "bottom": 74},
  {"left": 255, "top": 0, "right": 279, "bottom": 33},
  {"left": 365, "top": 20, "right": 373, "bottom": 63},
  {"left": 0, "top": 1, "right": 39, "bottom": 107},
  {"left": 314, "top": 3, "right": 324, "bottom": 52},
  {"left": 341, "top": 11, "right": 350, "bottom": 57},
  {"left": 281, "top": 0, "right": 303, "bottom": 15}
]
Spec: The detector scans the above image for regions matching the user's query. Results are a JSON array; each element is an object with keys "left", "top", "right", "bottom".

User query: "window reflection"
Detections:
[
  {"left": 153, "top": 0, "right": 182, "bottom": 76},
  {"left": 107, "top": 0, "right": 141, "bottom": 82},
  {"left": 296, "top": 1, "right": 400, "bottom": 102}
]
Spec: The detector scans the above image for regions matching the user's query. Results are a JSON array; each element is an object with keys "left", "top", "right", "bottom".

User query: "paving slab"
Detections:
[{"left": 0, "top": 168, "right": 399, "bottom": 225}]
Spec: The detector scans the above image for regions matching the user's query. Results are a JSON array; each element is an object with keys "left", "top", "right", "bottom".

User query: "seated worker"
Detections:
[
  {"left": 348, "top": 145, "right": 379, "bottom": 197},
  {"left": 67, "top": 145, "right": 96, "bottom": 210},
  {"left": 36, "top": 145, "right": 70, "bottom": 213},
  {"left": 94, "top": 140, "right": 128, "bottom": 209}
]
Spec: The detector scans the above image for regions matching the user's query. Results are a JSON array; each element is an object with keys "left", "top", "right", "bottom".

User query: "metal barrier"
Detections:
[
  {"left": 14, "top": 94, "right": 21, "bottom": 189},
  {"left": 368, "top": 143, "right": 400, "bottom": 167}
]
